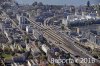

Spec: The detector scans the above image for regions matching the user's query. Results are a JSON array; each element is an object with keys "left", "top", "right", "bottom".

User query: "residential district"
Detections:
[{"left": 0, "top": 0, "right": 100, "bottom": 66}]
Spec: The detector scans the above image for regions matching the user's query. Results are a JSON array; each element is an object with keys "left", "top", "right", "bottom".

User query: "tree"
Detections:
[
  {"left": 38, "top": 2, "right": 43, "bottom": 6},
  {"left": 32, "top": 1, "right": 38, "bottom": 6},
  {"left": 40, "top": 54, "right": 46, "bottom": 61},
  {"left": 61, "top": 24, "right": 65, "bottom": 30},
  {"left": 11, "top": 40, "right": 14, "bottom": 45},
  {"left": 0, "top": 11, "right": 2, "bottom": 15},
  {"left": 23, "top": 35, "right": 29, "bottom": 43}
]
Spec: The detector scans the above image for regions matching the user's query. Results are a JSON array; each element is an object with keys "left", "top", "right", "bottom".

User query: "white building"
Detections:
[
  {"left": 26, "top": 25, "right": 33, "bottom": 34},
  {"left": 17, "top": 15, "right": 26, "bottom": 25},
  {"left": 41, "top": 44, "right": 49, "bottom": 54},
  {"left": 62, "top": 14, "right": 98, "bottom": 27},
  {"left": 27, "top": 60, "right": 37, "bottom": 66},
  {"left": 62, "top": 18, "right": 69, "bottom": 26},
  {"left": 33, "top": 29, "right": 40, "bottom": 39}
]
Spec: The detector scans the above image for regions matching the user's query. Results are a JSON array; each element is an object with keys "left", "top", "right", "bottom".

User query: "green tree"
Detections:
[
  {"left": 61, "top": 24, "right": 65, "bottom": 30},
  {"left": 23, "top": 35, "right": 29, "bottom": 43}
]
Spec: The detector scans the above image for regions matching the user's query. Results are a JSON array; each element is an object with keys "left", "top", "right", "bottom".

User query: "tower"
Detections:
[{"left": 87, "top": 1, "right": 90, "bottom": 7}]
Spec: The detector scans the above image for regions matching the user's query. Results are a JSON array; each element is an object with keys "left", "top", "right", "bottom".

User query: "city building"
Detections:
[
  {"left": 27, "top": 60, "right": 38, "bottom": 66},
  {"left": 96, "top": 4, "right": 100, "bottom": 17},
  {"left": 41, "top": 44, "right": 49, "bottom": 54},
  {"left": 26, "top": 25, "right": 33, "bottom": 34},
  {"left": 62, "top": 14, "right": 100, "bottom": 27},
  {"left": 16, "top": 14, "right": 30, "bottom": 30},
  {"left": 89, "top": 30, "right": 100, "bottom": 45},
  {"left": 2, "top": 18, "right": 12, "bottom": 31}
]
